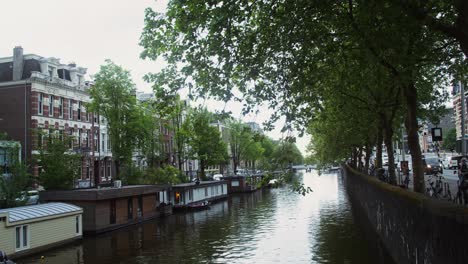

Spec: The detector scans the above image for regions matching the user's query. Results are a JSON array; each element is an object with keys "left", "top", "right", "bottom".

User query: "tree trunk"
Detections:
[
  {"left": 357, "top": 147, "right": 363, "bottom": 171},
  {"left": 376, "top": 129, "right": 383, "bottom": 169},
  {"left": 383, "top": 125, "right": 397, "bottom": 185},
  {"left": 404, "top": 83, "right": 425, "bottom": 193},
  {"left": 200, "top": 159, "right": 206, "bottom": 179},
  {"left": 233, "top": 157, "right": 238, "bottom": 174},
  {"left": 364, "top": 143, "right": 372, "bottom": 174}
]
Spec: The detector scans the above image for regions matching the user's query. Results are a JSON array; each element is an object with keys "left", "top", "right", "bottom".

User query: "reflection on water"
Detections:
[{"left": 19, "top": 171, "right": 393, "bottom": 264}]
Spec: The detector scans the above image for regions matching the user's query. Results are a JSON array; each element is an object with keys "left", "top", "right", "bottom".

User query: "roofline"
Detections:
[
  {"left": 2, "top": 209, "right": 83, "bottom": 227},
  {"left": 0, "top": 54, "right": 43, "bottom": 63}
]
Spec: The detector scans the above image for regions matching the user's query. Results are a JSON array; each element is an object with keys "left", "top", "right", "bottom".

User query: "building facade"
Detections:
[{"left": 0, "top": 47, "right": 112, "bottom": 188}]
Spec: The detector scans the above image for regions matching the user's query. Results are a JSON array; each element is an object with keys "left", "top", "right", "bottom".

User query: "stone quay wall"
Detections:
[{"left": 344, "top": 165, "right": 468, "bottom": 264}]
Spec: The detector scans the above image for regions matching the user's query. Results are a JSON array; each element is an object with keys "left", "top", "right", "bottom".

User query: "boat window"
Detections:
[
  {"left": 110, "top": 200, "right": 116, "bottom": 224},
  {"left": 15, "top": 225, "right": 29, "bottom": 251}
]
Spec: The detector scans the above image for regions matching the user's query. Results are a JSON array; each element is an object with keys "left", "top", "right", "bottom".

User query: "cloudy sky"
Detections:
[{"left": 0, "top": 0, "right": 310, "bottom": 154}]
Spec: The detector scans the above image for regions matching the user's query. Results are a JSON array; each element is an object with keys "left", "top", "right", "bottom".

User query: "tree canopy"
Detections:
[
  {"left": 140, "top": 0, "right": 467, "bottom": 193},
  {"left": 88, "top": 60, "right": 142, "bottom": 180}
]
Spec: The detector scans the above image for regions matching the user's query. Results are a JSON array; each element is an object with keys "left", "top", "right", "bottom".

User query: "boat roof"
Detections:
[
  {"left": 0, "top": 202, "right": 82, "bottom": 223},
  {"left": 173, "top": 181, "right": 226, "bottom": 189}
]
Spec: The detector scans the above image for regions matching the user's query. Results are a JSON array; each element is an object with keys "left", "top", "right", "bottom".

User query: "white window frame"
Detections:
[
  {"left": 49, "top": 95, "right": 54, "bottom": 117},
  {"left": 77, "top": 102, "right": 82, "bottom": 121},
  {"left": 59, "top": 97, "right": 63, "bottom": 117},
  {"left": 69, "top": 99, "right": 73, "bottom": 120},
  {"left": 38, "top": 93, "right": 43, "bottom": 115},
  {"left": 76, "top": 215, "right": 82, "bottom": 236},
  {"left": 15, "top": 224, "right": 30, "bottom": 251}
]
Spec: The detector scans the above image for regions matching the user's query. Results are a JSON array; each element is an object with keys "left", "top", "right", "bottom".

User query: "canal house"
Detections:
[
  {"left": 40, "top": 185, "right": 171, "bottom": 235},
  {"left": 222, "top": 174, "right": 264, "bottom": 193},
  {"left": 0, "top": 202, "right": 83, "bottom": 259},
  {"left": 171, "top": 181, "right": 228, "bottom": 210}
]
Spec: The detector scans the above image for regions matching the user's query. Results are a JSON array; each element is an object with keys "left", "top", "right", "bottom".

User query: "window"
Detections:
[
  {"left": 94, "top": 132, "right": 99, "bottom": 152},
  {"left": 85, "top": 131, "right": 89, "bottom": 148},
  {"left": 107, "top": 163, "right": 111, "bottom": 178},
  {"left": 49, "top": 95, "right": 53, "bottom": 116},
  {"left": 15, "top": 225, "right": 29, "bottom": 251},
  {"left": 101, "top": 133, "right": 105, "bottom": 152},
  {"left": 205, "top": 187, "right": 208, "bottom": 197},
  {"left": 86, "top": 159, "right": 90, "bottom": 179},
  {"left": 37, "top": 132, "right": 41, "bottom": 149},
  {"left": 77, "top": 102, "right": 81, "bottom": 120},
  {"left": 75, "top": 215, "right": 80, "bottom": 235},
  {"left": 69, "top": 128, "right": 74, "bottom": 148},
  {"left": 137, "top": 196, "right": 143, "bottom": 217},
  {"left": 77, "top": 75, "right": 82, "bottom": 86},
  {"left": 107, "top": 137, "right": 111, "bottom": 151},
  {"left": 188, "top": 189, "right": 193, "bottom": 201},
  {"left": 110, "top": 200, "right": 116, "bottom": 224},
  {"left": 38, "top": 93, "right": 43, "bottom": 115},
  {"left": 78, "top": 129, "right": 82, "bottom": 147},
  {"left": 127, "top": 198, "right": 133, "bottom": 220},
  {"left": 211, "top": 186, "right": 214, "bottom": 196},
  {"left": 59, "top": 97, "right": 63, "bottom": 117},
  {"left": 69, "top": 99, "right": 73, "bottom": 119}
]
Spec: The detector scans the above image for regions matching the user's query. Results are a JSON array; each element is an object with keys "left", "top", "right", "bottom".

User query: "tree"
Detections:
[
  {"left": 0, "top": 140, "right": 31, "bottom": 208},
  {"left": 87, "top": 60, "right": 140, "bottom": 180},
  {"left": 36, "top": 131, "right": 80, "bottom": 190},
  {"left": 272, "top": 141, "right": 304, "bottom": 169},
  {"left": 442, "top": 128, "right": 457, "bottom": 151},
  {"left": 227, "top": 120, "right": 263, "bottom": 174},
  {"left": 184, "top": 107, "right": 228, "bottom": 178},
  {"left": 140, "top": 1, "right": 462, "bottom": 193}
]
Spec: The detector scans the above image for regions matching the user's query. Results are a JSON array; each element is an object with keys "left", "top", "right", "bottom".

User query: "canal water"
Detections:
[{"left": 19, "top": 170, "right": 394, "bottom": 264}]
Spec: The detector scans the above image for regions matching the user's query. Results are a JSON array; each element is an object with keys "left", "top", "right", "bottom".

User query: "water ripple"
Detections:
[{"left": 18, "top": 171, "right": 393, "bottom": 264}]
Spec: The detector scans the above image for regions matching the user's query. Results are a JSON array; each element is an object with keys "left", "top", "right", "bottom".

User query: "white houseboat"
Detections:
[
  {"left": 0, "top": 202, "right": 83, "bottom": 259},
  {"left": 171, "top": 181, "right": 228, "bottom": 210}
]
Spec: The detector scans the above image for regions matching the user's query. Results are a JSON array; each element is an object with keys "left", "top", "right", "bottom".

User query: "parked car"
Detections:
[
  {"left": 15, "top": 190, "right": 39, "bottom": 206},
  {"left": 423, "top": 157, "right": 443, "bottom": 175},
  {"left": 445, "top": 155, "right": 468, "bottom": 170}
]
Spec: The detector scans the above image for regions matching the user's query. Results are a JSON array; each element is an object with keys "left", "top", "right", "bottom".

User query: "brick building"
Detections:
[{"left": 0, "top": 46, "right": 112, "bottom": 188}]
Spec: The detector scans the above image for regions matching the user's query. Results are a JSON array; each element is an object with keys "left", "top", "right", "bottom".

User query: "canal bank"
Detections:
[
  {"left": 344, "top": 165, "right": 468, "bottom": 264},
  {"left": 18, "top": 170, "right": 393, "bottom": 264}
]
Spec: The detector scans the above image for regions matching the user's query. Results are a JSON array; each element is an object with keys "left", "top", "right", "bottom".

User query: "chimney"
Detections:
[{"left": 12, "top": 46, "right": 24, "bottom": 81}]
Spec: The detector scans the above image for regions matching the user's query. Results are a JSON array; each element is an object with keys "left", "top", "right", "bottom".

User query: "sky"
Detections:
[{"left": 0, "top": 0, "right": 310, "bottom": 155}]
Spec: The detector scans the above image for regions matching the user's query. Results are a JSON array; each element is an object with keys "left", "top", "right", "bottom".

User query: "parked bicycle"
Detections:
[{"left": 426, "top": 172, "right": 445, "bottom": 199}]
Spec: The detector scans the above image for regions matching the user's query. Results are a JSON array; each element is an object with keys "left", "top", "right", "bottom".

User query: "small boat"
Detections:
[{"left": 187, "top": 200, "right": 210, "bottom": 210}]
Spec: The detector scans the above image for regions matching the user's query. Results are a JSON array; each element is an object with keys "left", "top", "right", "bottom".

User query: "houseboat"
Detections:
[
  {"left": 222, "top": 174, "right": 264, "bottom": 193},
  {"left": 0, "top": 203, "right": 83, "bottom": 259},
  {"left": 171, "top": 181, "right": 228, "bottom": 210},
  {"left": 40, "top": 184, "right": 171, "bottom": 235}
]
